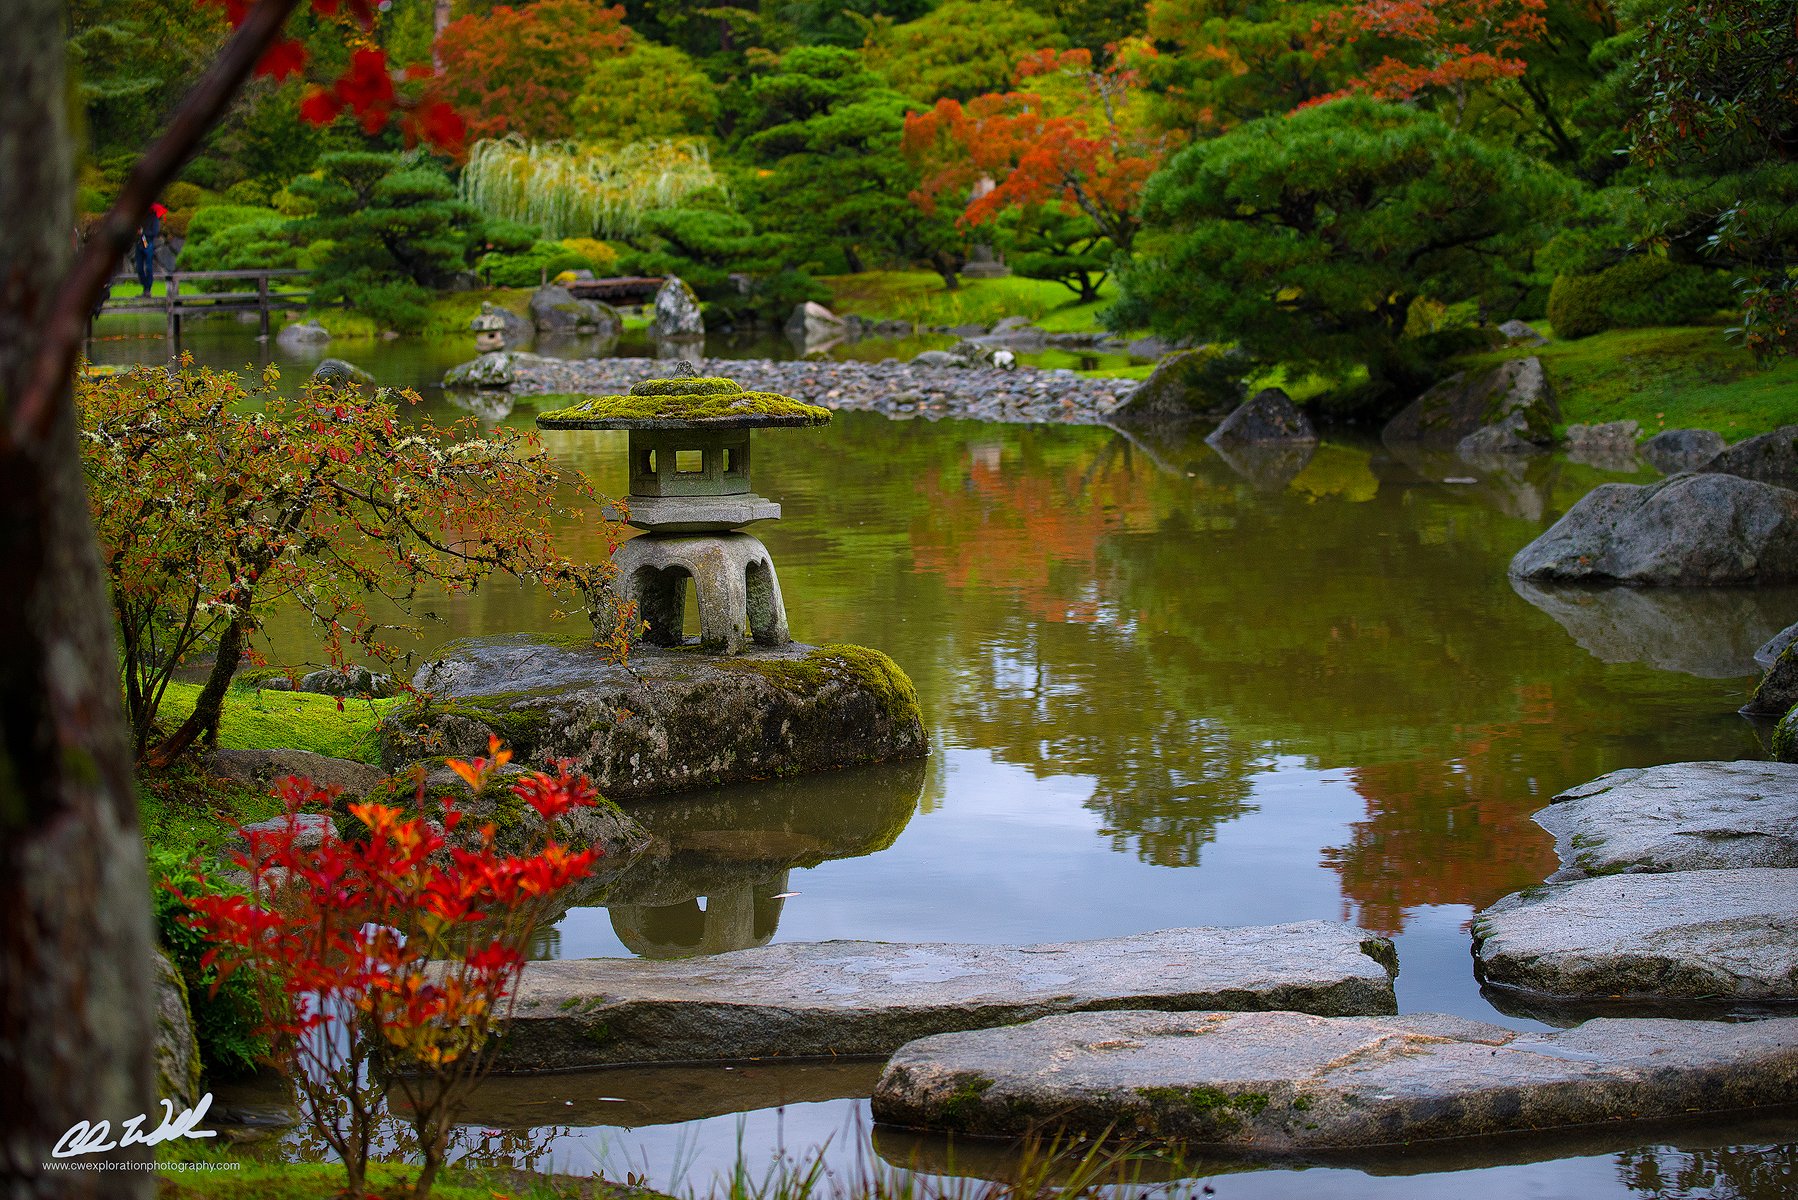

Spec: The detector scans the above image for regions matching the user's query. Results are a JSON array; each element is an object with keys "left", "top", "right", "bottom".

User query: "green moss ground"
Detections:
[
  {"left": 158, "top": 680, "right": 399, "bottom": 764},
  {"left": 1458, "top": 324, "right": 1798, "bottom": 438},
  {"left": 155, "top": 1156, "right": 658, "bottom": 1199},
  {"left": 823, "top": 270, "right": 1128, "bottom": 335}
]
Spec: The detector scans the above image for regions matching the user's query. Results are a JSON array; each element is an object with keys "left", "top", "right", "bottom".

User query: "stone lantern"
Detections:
[
  {"left": 471, "top": 310, "right": 508, "bottom": 353},
  {"left": 536, "top": 365, "right": 830, "bottom": 655}
]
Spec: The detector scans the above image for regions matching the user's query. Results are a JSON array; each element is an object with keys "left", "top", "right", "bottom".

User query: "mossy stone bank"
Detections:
[{"left": 381, "top": 635, "right": 926, "bottom": 801}]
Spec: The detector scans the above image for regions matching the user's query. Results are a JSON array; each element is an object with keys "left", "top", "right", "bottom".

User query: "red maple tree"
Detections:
[
  {"left": 1310, "top": 0, "right": 1549, "bottom": 121},
  {"left": 902, "top": 46, "right": 1174, "bottom": 255},
  {"left": 434, "top": 0, "right": 632, "bottom": 140}
]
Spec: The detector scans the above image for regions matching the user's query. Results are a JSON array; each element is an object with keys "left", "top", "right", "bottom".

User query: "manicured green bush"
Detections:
[
  {"left": 1548, "top": 256, "right": 1735, "bottom": 339},
  {"left": 477, "top": 240, "right": 593, "bottom": 287}
]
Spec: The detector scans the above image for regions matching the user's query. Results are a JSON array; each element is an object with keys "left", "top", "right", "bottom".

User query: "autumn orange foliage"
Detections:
[
  {"left": 434, "top": 0, "right": 632, "bottom": 140},
  {"left": 901, "top": 45, "right": 1175, "bottom": 254},
  {"left": 1310, "top": 0, "right": 1548, "bottom": 118}
]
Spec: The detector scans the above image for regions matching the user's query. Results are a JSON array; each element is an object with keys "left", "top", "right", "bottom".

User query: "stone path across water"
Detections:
[
  {"left": 503, "top": 355, "right": 1136, "bottom": 425},
  {"left": 1473, "top": 868, "right": 1798, "bottom": 1002},
  {"left": 490, "top": 922, "right": 1397, "bottom": 1072},
  {"left": 870, "top": 1010, "right": 1798, "bottom": 1151}
]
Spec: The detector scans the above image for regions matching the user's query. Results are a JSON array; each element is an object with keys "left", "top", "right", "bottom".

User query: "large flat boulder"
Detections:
[
  {"left": 869, "top": 1009, "right": 1798, "bottom": 1149},
  {"left": 385, "top": 636, "right": 925, "bottom": 800},
  {"left": 1382, "top": 358, "right": 1557, "bottom": 454},
  {"left": 1473, "top": 869, "right": 1798, "bottom": 1002},
  {"left": 1536, "top": 761, "right": 1798, "bottom": 879},
  {"left": 489, "top": 923, "right": 1397, "bottom": 1071},
  {"left": 1508, "top": 472, "right": 1798, "bottom": 585}
]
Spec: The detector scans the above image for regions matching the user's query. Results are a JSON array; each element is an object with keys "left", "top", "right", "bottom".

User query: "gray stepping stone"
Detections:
[
  {"left": 870, "top": 1010, "right": 1798, "bottom": 1149},
  {"left": 1538, "top": 761, "right": 1798, "bottom": 880},
  {"left": 1474, "top": 869, "right": 1798, "bottom": 1001},
  {"left": 491, "top": 922, "right": 1397, "bottom": 1071}
]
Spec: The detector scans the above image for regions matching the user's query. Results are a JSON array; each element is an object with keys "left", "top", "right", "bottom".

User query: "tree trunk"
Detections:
[
  {"left": 146, "top": 617, "right": 244, "bottom": 768},
  {"left": 0, "top": 2, "right": 157, "bottom": 1196}
]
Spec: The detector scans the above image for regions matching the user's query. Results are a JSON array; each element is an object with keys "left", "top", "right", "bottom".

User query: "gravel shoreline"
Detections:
[{"left": 502, "top": 355, "right": 1138, "bottom": 426}]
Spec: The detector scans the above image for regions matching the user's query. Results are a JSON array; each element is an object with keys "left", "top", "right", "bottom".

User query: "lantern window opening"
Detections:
[{"left": 675, "top": 449, "right": 706, "bottom": 474}]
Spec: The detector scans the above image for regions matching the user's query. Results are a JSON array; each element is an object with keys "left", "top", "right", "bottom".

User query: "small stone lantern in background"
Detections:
[
  {"left": 471, "top": 310, "right": 507, "bottom": 353},
  {"left": 536, "top": 365, "right": 830, "bottom": 655}
]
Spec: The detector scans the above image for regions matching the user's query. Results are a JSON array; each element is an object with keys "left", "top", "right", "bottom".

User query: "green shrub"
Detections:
[
  {"left": 224, "top": 179, "right": 272, "bottom": 207},
  {"left": 163, "top": 180, "right": 207, "bottom": 210},
  {"left": 352, "top": 280, "right": 434, "bottom": 333},
  {"left": 477, "top": 240, "right": 593, "bottom": 287},
  {"left": 150, "top": 852, "right": 269, "bottom": 1078},
  {"left": 182, "top": 204, "right": 283, "bottom": 245},
  {"left": 1548, "top": 256, "right": 1736, "bottom": 339}
]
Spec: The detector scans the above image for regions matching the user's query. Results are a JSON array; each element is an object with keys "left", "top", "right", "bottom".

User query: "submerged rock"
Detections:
[
  {"left": 1473, "top": 869, "right": 1798, "bottom": 1003},
  {"left": 1205, "top": 389, "right": 1316, "bottom": 446},
  {"left": 1382, "top": 358, "right": 1558, "bottom": 454},
  {"left": 1508, "top": 472, "right": 1798, "bottom": 585},
  {"left": 1535, "top": 761, "right": 1798, "bottom": 879},
  {"left": 1703, "top": 425, "right": 1798, "bottom": 489},
  {"left": 384, "top": 635, "right": 926, "bottom": 800},
  {"left": 1643, "top": 428, "right": 1725, "bottom": 475},
  {"left": 492, "top": 922, "right": 1397, "bottom": 1071},
  {"left": 869, "top": 1009, "right": 1798, "bottom": 1149}
]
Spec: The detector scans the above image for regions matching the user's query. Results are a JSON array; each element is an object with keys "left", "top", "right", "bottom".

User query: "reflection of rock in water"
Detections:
[
  {"left": 582, "top": 758, "right": 927, "bottom": 958},
  {"left": 653, "top": 334, "right": 705, "bottom": 361},
  {"left": 443, "top": 389, "right": 515, "bottom": 424},
  {"left": 457, "top": 1059, "right": 882, "bottom": 1129},
  {"left": 1379, "top": 443, "right": 1554, "bottom": 522},
  {"left": 533, "top": 330, "right": 619, "bottom": 360},
  {"left": 1512, "top": 579, "right": 1798, "bottom": 679},
  {"left": 1208, "top": 439, "right": 1317, "bottom": 491}
]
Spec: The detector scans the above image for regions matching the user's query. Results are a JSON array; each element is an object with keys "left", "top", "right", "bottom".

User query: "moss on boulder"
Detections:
[
  {"left": 382, "top": 636, "right": 926, "bottom": 801},
  {"left": 537, "top": 373, "right": 831, "bottom": 427}
]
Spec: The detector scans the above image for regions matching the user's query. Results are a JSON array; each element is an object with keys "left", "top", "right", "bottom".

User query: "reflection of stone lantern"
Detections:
[
  {"left": 536, "top": 364, "right": 830, "bottom": 655},
  {"left": 471, "top": 310, "right": 507, "bottom": 353}
]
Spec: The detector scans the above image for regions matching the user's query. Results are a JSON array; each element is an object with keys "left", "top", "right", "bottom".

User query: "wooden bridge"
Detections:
[
  {"left": 95, "top": 268, "right": 314, "bottom": 339},
  {"left": 566, "top": 275, "right": 663, "bottom": 306}
]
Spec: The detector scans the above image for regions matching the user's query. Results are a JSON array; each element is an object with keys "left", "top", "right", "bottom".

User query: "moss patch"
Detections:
[
  {"left": 538, "top": 386, "right": 830, "bottom": 425},
  {"left": 160, "top": 679, "right": 400, "bottom": 765},
  {"left": 630, "top": 376, "right": 744, "bottom": 397},
  {"left": 711, "top": 644, "right": 922, "bottom": 727},
  {"left": 1136, "top": 1085, "right": 1270, "bottom": 1128},
  {"left": 936, "top": 1073, "right": 995, "bottom": 1124},
  {"left": 137, "top": 761, "right": 284, "bottom": 863}
]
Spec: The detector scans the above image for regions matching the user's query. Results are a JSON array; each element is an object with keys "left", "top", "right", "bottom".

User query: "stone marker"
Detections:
[
  {"left": 488, "top": 922, "right": 1398, "bottom": 1072},
  {"left": 869, "top": 1009, "right": 1798, "bottom": 1150},
  {"left": 1508, "top": 472, "right": 1798, "bottom": 586},
  {"left": 1473, "top": 869, "right": 1798, "bottom": 1002},
  {"left": 1536, "top": 761, "right": 1798, "bottom": 879}
]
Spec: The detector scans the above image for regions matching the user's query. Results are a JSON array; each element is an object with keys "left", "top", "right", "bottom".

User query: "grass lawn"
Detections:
[
  {"left": 1460, "top": 324, "right": 1798, "bottom": 439},
  {"left": 822, "top": 270, "right": 1127, "bottom": 334},
  {"left": 156, "top": 1158, "right": 651, "bottom": 1199}
]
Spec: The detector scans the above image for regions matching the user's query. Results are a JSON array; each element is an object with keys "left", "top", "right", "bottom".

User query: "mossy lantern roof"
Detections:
[{"left": 536, "top": 374, "right": 832, "bottom": 431}]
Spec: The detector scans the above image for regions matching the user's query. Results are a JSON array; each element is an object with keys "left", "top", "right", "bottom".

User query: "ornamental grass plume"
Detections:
[{"left": 183, "top": 739, "right": 601, "bottom": 1199}]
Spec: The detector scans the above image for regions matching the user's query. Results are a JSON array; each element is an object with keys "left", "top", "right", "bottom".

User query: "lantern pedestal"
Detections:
[{"left": 613, "top": 532, "right": 789, "bottom": 655}]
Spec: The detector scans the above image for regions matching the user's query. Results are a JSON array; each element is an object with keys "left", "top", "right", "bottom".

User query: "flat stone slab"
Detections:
[
  {"left": 1538, "top": 761, "right": 1798, "bottom": 879},
  {"left": 490, "top": 922, "right": 1397, "bottom": 1072},
  {"left": 869, "top": 1010, "right": 1798, "bottom": 1151},
  {"left": 1473, "top": 869, "right": 1798, "bottom": 1002}
]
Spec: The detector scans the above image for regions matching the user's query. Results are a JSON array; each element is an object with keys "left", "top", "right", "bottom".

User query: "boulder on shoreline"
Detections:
[
  {"left": 1702, "top": 425, "right": 1798, "bottom": 489},
  {"left": 1534, "top": 761, "right": 1798, "bottom": 879},
  {"left": 652, "top": 275, "right": 704, "bottom": 338},
  {"left": 869, "top": 1009, "right": 1798, "bottom": 1150},
  {"left": 491, "top": 922, "right": 1398, "bottom": 1071},
  {"left": 382, "top": 635, "right": 926, "bottom": 801},
  {"left": 1206, "top": 388, "right": 1316, "bottom": 447},
  {"left": 1746, "top": 639, "right": 1798, "bottom": 716},
  {"left": 1563, "top": 420, "right": 1640, "bottom": 471},
  {"left": 529, "top": 284, "right": 621, "bottom": 337},
  {"left": 275, "top": 319, "right": 330, "bottom": 351},
  {"left": 443, "top": 350, "right": 552, "bottom": 390},
  {"left": 1508, "top": 472, "right": 1798, "bottom": 585},
  {"left": 1473, "top": 868, "right": 1798, "bottom": 1003},
  {"left": 1643, "top": 428, "right": 1725, "bottom": 475},
  {"left": 1382, "top": 358, "right": 1558, "bottom": 455},
  {"left": 1107, "top": 347, "right": 1245, "bottom": 426}
]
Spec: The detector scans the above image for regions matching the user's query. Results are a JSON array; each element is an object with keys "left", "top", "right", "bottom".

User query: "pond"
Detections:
[{"left": 105, "top": 319, "right": 1798, "bottom": 1198}]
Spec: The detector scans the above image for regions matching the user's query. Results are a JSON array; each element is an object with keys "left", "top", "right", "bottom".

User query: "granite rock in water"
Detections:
[
  {"left": 870, "top": 1009, "right": 1798, "bottom": 1149},
  {"left": 1108, "top": 347, "right": 1246, "bottom": 425},
  {"left": 1563, "top": 420, "right": 1640, "bottom": 471},
  {"left": 1508, "top": 472, "right": 1798, "bottom": 585},
  {"left": 311, "top": 357, "right": 374, "bottom": 386},
  {"left": 1206, "top": 388, "right": 1316, "bottom": 446},
  {"left": 530, "top": 284, "right": 621, "bottom": 336},
  {"left": 1757, "top": 621, "right": 1798, "bottom": 669},
  {"left": 491, "top": 922, "right": 1398, "bottom": 1071},
  {"left": 1473, "top": 868, "right": 1798, "bottom": 1002},
  {"left": 1535, "top": 761, "right": 1798, "bottom": 879},
  {"left": 1746, "top": 639, "right": 1798, "bottom": 716},
  {"left": 1643, "top": 428, "right": 1725, "bottom": 475},
  {"left": 383, "top": 635, "right": 926, "bottom": 800},
  {"left": 653, "top": 275, "right": 705, "bottom": 338},
  {"left": 275, "top": 319, "right": 331, "bottom": 350}
]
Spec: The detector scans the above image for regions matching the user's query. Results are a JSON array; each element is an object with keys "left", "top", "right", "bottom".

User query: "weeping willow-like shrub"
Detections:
[{"left": 459, "top": 136, "right": 722, "bottom": 240}]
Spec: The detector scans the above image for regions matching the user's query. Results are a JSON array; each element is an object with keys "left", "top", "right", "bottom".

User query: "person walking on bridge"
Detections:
[{"left": 134, "top": 201, "right": 167, "bottom": 297}]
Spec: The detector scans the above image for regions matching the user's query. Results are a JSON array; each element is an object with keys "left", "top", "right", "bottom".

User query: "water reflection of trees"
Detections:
[
  {"left": 1617, "top": 1142, "right": 1798, "bottom": 1199},
  {"left": 760, "top": 417, "right": 1762, "bottom": 928}
]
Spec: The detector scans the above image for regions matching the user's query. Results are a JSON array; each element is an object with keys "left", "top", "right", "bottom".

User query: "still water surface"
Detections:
[{"left": 106, "top": 322, "right": 1798, "bottom": 1198}]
